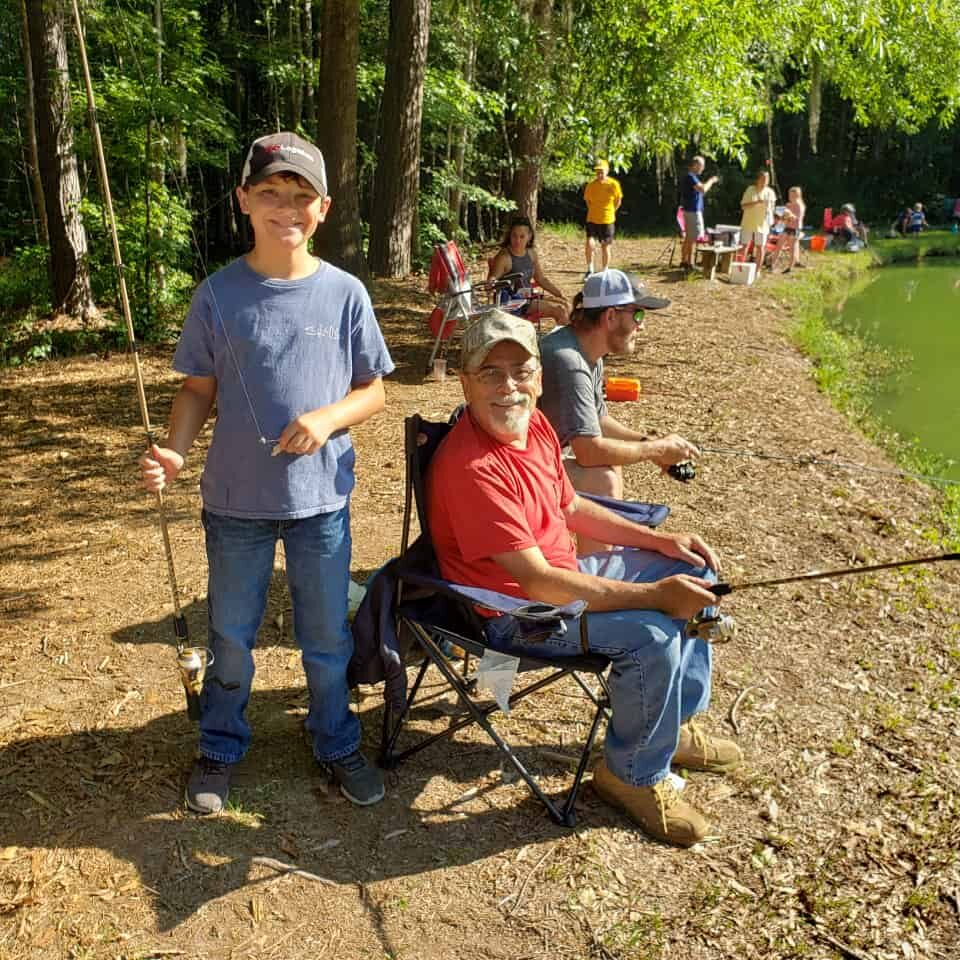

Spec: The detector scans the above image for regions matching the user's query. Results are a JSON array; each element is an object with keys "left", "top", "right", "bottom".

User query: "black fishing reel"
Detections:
[{"left": 668, "top": 460, "right": 697, "bottom": 482}]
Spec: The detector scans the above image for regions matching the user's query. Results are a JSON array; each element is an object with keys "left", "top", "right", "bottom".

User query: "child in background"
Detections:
[
  {"left": 780, "top": 186, "right": 806, "bottom": 272},
  {"left": 907, "top": 202, "right": 928, "bottom": 234},
  {"left": 139, "top": 132, "right": 394, "bottom": 815}
]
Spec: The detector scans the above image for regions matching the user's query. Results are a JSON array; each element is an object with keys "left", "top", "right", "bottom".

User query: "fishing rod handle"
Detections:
[{"left": 712, "top": 583, "right": 733, "bottom": 597}]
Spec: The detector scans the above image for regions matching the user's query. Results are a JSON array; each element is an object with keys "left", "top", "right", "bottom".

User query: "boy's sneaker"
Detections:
[
  {"left": 583, "top": 269, "right": 593, "bottom": 282},
  {"left": 186, "top": 756, "right": 233, "bottom": 815},
  {"left": 672, "top": 720, "right": 742, "bottom": 774},
  {"left": 592, "top": 759, "right": 708, "bottom": 847},
  {"left": 325, "top": 750, "right": 385, "bottom": 806}
]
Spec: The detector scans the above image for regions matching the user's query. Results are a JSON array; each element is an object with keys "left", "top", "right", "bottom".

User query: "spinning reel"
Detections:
[{"left": 668, "top": 461, "right": 697, "bottom": 482}]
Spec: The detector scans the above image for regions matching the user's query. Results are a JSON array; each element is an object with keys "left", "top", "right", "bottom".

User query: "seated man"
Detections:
[
  {"left": 427, "top": 310, "right": 742, "bottom": 847},
  {"left": 538, "top": 269, "right": 700, "bottom": 555}
]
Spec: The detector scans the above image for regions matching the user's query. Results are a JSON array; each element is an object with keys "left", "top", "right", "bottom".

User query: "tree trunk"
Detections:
[
  {"left": 807, "top": 54, "right": 822, "bottom": 156},
  {"left": 510, "top": 117, "right": 545, "bottom": 225},
  {"left": 508, "top": 0, "right": 552, "bottom": 226},
  {"left": 302, "top": 0, "right": 316, "bottom": 134},
  {"left": 367, "top": 0, "right": 431, "bottom": 277},
  {"left": 446, "top": 1, "right": 475, "bottom": 235},
  {"left": 19, "top": 0, "right": 48, "bottom": 245},
  {"left": 26, "top": 0, "right": 95, "bottom": 320},
  {"left": 316, "top": 0, "right": 367, "bottom": 279}
]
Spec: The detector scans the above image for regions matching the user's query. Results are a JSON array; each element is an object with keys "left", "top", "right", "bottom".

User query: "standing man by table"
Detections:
[
  {"left": 680, "top": 156, "right": 719, "bottom": 272},
  {"left": 583, "top": 160, "right": 623, "bottom": 280}
]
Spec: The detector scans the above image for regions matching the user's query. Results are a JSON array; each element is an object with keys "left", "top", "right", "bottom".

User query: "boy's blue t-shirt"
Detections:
[
  {"left": 173, "top": 257, "right": 395, "bottom": 520},
  {"left": 681, "top": 172, "right": 703, "bottom": 213}
]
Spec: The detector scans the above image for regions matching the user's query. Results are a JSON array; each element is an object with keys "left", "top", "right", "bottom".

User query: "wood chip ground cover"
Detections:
[{"left": 1, "top": 234, "right": 958, "bottom": 959}]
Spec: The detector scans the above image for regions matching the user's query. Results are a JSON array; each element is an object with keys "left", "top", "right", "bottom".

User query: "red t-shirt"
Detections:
[{"left": 427, "top": 409, "right": 578, "bottom": 599}]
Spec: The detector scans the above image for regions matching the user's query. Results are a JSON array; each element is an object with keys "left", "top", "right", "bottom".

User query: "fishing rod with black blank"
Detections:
[
  {"left": 663, "top": 442, "right": 958, "bottom": 487},
  {"left": 71, "top": 0, "right": 212, "bottom": 720},
  {"left": 600, "top": 378, "right": 959, "bottom": 487}
]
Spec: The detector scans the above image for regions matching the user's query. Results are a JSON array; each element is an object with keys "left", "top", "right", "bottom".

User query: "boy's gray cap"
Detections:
[
  {"left": 461, "top": 309, "right": 539, "bottom": 369},
  {"left": 242, "top": 132, "right": 327, "bottom": 196},
  {"left": 582, "top": 269, "right": 671, "bottom": 310}
]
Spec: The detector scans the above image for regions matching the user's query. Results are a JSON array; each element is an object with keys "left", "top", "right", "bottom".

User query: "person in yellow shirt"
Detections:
[
  {"left": 583, "top": 160, "right": 623, "bottom": 279},
  {"left": 739, "top": 169, "right": 777, "bottom": 272}
]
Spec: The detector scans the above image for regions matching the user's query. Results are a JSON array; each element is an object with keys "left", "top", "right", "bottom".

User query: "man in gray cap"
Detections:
[
  {"left": 539, "top": 269, "right": 699, "bottom": 554},
  {"left": 427, "top": 309, "right": 741, "bottom": 847}
]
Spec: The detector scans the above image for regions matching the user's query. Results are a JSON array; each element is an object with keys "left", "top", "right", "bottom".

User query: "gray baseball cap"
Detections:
[
  {"left": 241, "top": 132, "right": 327, "bottom": 196},
  {"left": 460, "top": 309, "right": 539, "bottom": 370},
  {"left": 582, "top": 269, "right": 671, "bottom": 310}
]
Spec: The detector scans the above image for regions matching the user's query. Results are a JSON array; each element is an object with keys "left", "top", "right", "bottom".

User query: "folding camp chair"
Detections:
[
  {"left": 379, "top": 413, "right": 671, "bottom": 826},
  {"left": 654, "top": 206, "right": 686, "bottom": 266},
  {"left": 425, "top": 241, "right": 522, "bottom": 373}
]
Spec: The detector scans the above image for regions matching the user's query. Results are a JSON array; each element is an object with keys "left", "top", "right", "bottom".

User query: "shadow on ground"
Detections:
[{"left": 0, "top": 684, "right": 612, "bottom": 932}]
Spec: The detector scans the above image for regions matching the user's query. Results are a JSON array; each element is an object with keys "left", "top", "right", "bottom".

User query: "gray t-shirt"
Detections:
[
  {"left": 173, "top": 257, "right": 394, "bottom": 520},
  {"left": 538, "top": 325, "right": 607, "bottom": 447}
]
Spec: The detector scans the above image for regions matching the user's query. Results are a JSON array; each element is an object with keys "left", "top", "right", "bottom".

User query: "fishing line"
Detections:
[
  {"left": 107, "top": 0, "right": 275, "bottom": 449},
  {"left": 694, "top": 443, "right": 960, "bottom": 486}
]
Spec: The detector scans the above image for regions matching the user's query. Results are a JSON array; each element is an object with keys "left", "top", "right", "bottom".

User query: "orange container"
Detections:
[
  {"left": 605, "top": 376, "right": 641, "bottom": 401},
  {"left": 809, "top": 234, "right": 827, "bottom": 252}
]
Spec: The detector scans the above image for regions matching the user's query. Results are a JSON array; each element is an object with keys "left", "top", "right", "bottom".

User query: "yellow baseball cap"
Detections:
[{"left": 594, "top": 159, "right": 609, "bottom": 172}]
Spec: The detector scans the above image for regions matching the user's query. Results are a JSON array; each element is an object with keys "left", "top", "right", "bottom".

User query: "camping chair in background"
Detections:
[
  {"left": 426, "top": 241, "right": 526, "bottom": 374},
  {"left": 654, "top": 206, "right": 686, "bottom": 266},
  {"left": 821, "top": 207, "right": 835, "bottom": 232},
  {"left": 377, "top": 413, "right": 671, "bottom": 826}
]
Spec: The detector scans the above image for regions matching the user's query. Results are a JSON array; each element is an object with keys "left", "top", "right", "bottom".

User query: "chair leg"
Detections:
[{"left": 380, "top": 656, "right": 431, "bottom": 768}]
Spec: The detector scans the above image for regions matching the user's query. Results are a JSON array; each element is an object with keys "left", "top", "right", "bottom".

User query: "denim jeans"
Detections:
[
  {"left": 200, "top": 507, "right": 359, "bottom": 764},
  {"left": 489, "top": 549, "right": 714, "bottom": 788}
]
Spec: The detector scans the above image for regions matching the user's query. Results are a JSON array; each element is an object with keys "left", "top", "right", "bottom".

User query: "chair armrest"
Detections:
[
  {"left": 399, "top": 571, "right": 585, "bottom": 621},
  {"left": 577, "top": 492, "right": 670, "bottom": 528}
]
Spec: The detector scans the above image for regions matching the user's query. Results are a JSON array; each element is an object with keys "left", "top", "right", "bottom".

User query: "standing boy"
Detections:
[
  {"left": 139, "top": 132, "right": 394, "bottom": 814},
  {"left": 583, "top": 160, "right": 623, "bottom": 279},
  {"left": 679, "top": 156, "right": 718, "bottom": 271}
]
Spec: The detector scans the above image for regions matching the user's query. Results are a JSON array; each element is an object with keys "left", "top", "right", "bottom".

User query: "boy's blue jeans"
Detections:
[
  {"left": 490, "top": 549, "right": 714, "bottom": 789},
  {"left": 199, "top": 507, "right": 359, "bottom": 765}
]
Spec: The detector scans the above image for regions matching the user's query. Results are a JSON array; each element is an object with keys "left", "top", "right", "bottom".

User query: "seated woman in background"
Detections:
[{"left": 488, "top": 216, "right": 570, "bottom": 327}]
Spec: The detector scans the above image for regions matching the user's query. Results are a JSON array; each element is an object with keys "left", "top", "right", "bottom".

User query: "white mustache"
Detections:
[{"left": 494, "top": 393, "right": 530, "bottom": 407}]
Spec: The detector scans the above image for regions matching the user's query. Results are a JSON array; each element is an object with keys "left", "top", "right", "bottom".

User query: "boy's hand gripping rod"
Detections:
[
  {"left": 72, "top": 0, "right": 209, "bottom": 720},
  {"left": 711, "top": 553, "right": 960, "bottom": 597}
]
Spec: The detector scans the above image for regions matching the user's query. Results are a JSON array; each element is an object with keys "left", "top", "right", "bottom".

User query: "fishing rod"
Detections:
[
  {"left": 685, "top": 551, "right": 959, "bottom": 642},
  {"left": 693, "top": 443, "right": 960, "bottom": 486},
  {"left": 71, "top": 0, "right": 210, "bottom": 720},
  {"left": 712, "top": 552, "right": 960, "bottom": 597}
]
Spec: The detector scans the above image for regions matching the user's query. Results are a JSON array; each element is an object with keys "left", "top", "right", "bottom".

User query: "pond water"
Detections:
[{"left": 834, "top": 259, "right": 960, "bottom": 481}]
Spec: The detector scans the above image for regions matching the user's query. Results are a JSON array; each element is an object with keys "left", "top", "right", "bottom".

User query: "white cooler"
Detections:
[
  {"left": 712, "top": 224, "right": 741, "bottom": 246},
  {"left": 729, "top": 261, "right": 756, "bottom": 285}
]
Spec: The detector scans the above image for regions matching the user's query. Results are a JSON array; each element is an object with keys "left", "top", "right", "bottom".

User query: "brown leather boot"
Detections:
[
  {"left": 592, "top": 759, "right": 709, "bottom": 847},
  {"left": 673, "top": 719, "right": 743, "bottom": 774}
]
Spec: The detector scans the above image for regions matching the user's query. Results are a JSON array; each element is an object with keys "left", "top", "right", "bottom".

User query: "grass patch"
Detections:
[{"left": 780, "top": 241, "right": 960, "bottom": 547}]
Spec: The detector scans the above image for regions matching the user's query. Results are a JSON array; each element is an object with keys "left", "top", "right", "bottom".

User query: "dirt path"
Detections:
[{"left": 2, "top": 235, "right": 959, "bottom": 959}]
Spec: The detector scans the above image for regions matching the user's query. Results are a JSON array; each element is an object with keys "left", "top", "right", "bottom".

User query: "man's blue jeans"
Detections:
[
  {"left": 491, "top": 549, "right": 713, "bottom": 789},
  {"left": 199, "top": 507, "right": 359, "bottom": 764}
]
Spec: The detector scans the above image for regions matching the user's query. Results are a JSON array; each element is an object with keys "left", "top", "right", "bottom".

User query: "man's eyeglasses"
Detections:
[{"left": 468, "top": 363, "right": 540, "bottom": 387}]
